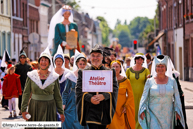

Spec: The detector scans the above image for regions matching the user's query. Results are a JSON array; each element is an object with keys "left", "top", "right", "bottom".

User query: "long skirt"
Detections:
[{"left": 27, "top": 99, "right": 57, "bottom": 129}]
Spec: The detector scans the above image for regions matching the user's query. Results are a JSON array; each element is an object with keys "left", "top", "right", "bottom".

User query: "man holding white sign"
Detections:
[{"left": 76, "top": 45, "right": 118, "bottom": 129}]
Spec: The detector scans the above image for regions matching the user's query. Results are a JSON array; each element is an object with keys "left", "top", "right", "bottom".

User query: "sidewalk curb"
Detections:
[
  {"left": 185, "top": 106, "right": 193, "bottom": 109},
  {"left": 184, "top": 88, "right": 193, "bottom": 92}
]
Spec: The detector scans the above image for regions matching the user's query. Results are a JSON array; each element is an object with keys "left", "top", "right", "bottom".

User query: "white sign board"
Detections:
[{"left": 82, "top": 70, "right": 113, "bottom": 92}]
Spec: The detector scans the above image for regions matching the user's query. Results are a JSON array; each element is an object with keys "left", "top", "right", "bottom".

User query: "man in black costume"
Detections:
[
  {"left": 15, "top": 48, "right": 32, "bottom": 115},
  {"left": 76, "top": 45, "right": 118, "bottom": 129}
]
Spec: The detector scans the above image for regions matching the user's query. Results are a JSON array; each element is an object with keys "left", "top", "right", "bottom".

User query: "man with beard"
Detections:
[
  {"left": 76, "top": 45, "right": 118, "bottom": 129},
  {"left": 15, "top": 49, "right": 32, "bottom": 115}
]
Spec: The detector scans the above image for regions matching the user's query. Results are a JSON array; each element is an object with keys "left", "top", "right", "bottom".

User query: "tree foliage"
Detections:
[
  {"left": 66, "top": 0, "right": 80, "bottom": 11},
  {"left": 113, "top": 17, "right": 151, "bottom": 48},
  {"left": 96, "top": 16, "right": 111, "bottom": 46},
  {"left": 138, "top": 4, "right": 159, "bottom": 48}
]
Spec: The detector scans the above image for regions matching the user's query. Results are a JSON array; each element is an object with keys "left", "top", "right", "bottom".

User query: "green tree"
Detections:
[
  {"left": 114, "top": 19, "right": 122, "bottom": 29},
  {"left": 128, "top": 17, "right": 150, "bottom": 40},
  {"left": 66, "top": 0, "right": 80, "bottom": 11},
  {"left": 113, "top": 17, "right": 151, "bottom": 47},
  {"left": 138, "top": 4, "right": 159, "bottom": 48},
  {"left": 124, "top": 20, "right": 127, "bottom": 25},
  {"left": 118, "top": 31, "right": 131, "bottom": 47},
  {"left": 96, "top": 16, "right": 111, "bottom": 46}
]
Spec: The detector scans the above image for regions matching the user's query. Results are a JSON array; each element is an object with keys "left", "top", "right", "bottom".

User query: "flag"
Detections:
[{"left": 1, "top": 50, "right": 11, "bottom": 68}]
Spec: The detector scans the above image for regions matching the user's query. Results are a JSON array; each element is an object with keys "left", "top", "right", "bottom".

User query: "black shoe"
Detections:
[
  {"left": 4, "top": 105, "right": 8, "bottom": 110},
  {"left": 19, "top": 111, "right": 22, "bottom": 115}
]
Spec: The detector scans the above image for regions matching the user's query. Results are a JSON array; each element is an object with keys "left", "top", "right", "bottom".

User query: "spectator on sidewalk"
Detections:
[
  {"left": 0, "top": 67, "right": 8, "bottom": 110},
  {"left": 125, "top": 57, "right": 131, "bottom": 70},
  {"left": 110, "top": 52, "right": 116, "bottom": 62},
  {"left": 145, "top": 53, "right": 152, "bottom": 74},
  {"left": 64, "top": 54, "right": 71, "bottom": 70},
  {"left": 11, "top": 58, "right": 17, "bottom": 65},
  {"left": 15, "top": 49, "right": 32, "bottom": 115}
]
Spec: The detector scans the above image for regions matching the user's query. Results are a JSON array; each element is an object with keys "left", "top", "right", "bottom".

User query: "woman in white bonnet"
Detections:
[{"left": 62, "top": 50, "right": 88, "bottom": 129}]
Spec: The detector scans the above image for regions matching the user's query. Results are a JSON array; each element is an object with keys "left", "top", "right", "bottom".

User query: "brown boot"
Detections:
[
  {"left": 8, "top": 112, "right": 12, "bottom": 118},
  {"left": 19, "top": 111, "right": 22, "bottom": 115},
  {"left": 13, "top": 110, "right": 17, "bottom": 118}
]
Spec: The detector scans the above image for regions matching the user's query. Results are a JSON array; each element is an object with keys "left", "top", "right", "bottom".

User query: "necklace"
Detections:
[{"left": 39, "top": 72, "right": 49, "bottom": 78}]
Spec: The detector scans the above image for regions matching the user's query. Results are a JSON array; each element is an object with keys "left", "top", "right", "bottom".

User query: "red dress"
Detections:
[{"left": 3, "top": 73, "right": 22, "bottom": 99}]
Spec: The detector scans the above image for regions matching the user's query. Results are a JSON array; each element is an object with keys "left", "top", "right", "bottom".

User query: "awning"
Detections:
[{"left": 146, "top": 31, "right": 165, "bottom": 49}]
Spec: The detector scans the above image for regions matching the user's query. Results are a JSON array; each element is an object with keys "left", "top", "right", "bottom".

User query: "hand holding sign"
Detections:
[
  {"left": 91, "top": 96, "right": 100, "bottom": 105},
  {"left": 94, "top": 94, "right": 105, "bottom": 101}
]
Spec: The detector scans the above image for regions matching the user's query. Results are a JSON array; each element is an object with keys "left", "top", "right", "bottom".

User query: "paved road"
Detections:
[
  {"left": 180, "top": 80, "right": 193, "bottom": 129},
  {"left": 0, "top": 80, "right": 192, "bottom": 129},
  {"left": 0, "top": 97, "right": 24, "bottom": 129}
]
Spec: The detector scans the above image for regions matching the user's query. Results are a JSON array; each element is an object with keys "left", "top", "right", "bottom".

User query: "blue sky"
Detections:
[{"left": 76, "top": 0, "right": 158, "bottom": 29}]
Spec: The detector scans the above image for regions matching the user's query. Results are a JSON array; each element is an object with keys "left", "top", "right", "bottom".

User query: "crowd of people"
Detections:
[
  {"left": 0, "top": 44, "right": 189, "bottom": 129},
  {"left": 0, "top": 4, "right": 189, "bottom": 129}
]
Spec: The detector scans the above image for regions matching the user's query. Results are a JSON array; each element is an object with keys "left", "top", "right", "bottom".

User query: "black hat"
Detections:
[{"left": 90, "top": 45, "right": 103, "bottom": 54}]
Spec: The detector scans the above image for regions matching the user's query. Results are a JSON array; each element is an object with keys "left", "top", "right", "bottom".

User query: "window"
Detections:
[
  {"left": 1, "top": 0, "right": 4, "bottom": 14},
  {"left": 6, "top": 0, "right": 8, "bottom": 15},
  {"left": 184, "top": 39, "right": 189, "bottom": 67},
  {"left": 7, "top": 32, "right": 11, "bottom": 55},
  {"left": 179, "top": 3, "right": 181, "bottom": 25},
  {"left": 22, "top": 3, "right": 25, "bottom": 25},
  {"left": 16, "top": 0, "right": 18, "bottom": 17},
  {"left": 18, "top": 0, "right": 20, "bottom": 17},
  {"left": 168, "top": 7, "right": 170, "bottom": 28},
  {"left": 34, "top": 21, "right": 36, "bottom": 32},
  {"left": 36, "top": 21, "right": 38, "bottom": 33},
  {"left": 174, "top": 6, "right": 177, "bottom": 27},
  {"left": 181, "top": 3, "right": 183, "bottom": 24},
  {"left": 2, "top": 32, "right": 6, "bottom": 53},
  {"left": 186, "top": 0, "right": 189, "bottom": 20},
  {"left": 171, "top": 6, "right": 173, "bottom": 28},
  {"left": 177, "top": 2, "right": 180, "bottom": 26},
  {"left": 191, "top": 0, "right": 193, "bottom": 19},
  {"left": 192, "top": 38, "right": 193, "bottom": 66}
]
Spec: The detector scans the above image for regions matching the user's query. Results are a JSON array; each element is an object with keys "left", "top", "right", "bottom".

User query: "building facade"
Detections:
[
  {"left": 0, "top": 0, "right": 11, "bottom": 56},
  {"left": 28, "top": 0, "right": 41, "bottom": 60},
  {"left": 39, "top": 1, "right": 51, "bottom": 52},
  {"left": 157, "top": 0, "right": 193, "bottom": 81},
  {"left": 12, "top": 0, "right": 28, "bottom": 61}
]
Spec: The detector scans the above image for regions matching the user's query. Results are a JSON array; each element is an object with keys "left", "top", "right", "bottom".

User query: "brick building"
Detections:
[
  {"left": 157, "top": 0, "right": 193, "bottom": 81},
  {"left": 12, "top": 0, "right": 28, "bottom": 61}
]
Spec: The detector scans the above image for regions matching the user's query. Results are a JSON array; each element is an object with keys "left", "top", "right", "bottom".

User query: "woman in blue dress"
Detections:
[
  {"left": 54, "top": 45, "right": 71, "bottom": 126},
  {"left": 138, "top": 55, "right": 185, "bottom": 129},
  {"left": 62, "top": 50, "right": 88, "bottom": 129}
]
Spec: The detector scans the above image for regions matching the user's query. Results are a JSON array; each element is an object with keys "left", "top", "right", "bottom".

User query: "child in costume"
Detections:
[{"left": 3, "top": 65, "right": 22, "bottom": 118}]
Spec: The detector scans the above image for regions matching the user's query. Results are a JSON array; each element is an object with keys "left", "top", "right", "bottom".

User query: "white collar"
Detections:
[
  {"left": 65, "top": 72, "right": 77, "bottom": 83},
  {"left": 27, "top": 70, "right": 59, "bottom": 89},
  {"left": 59, "top": 68, "right": 71, "bottom": 83}
]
